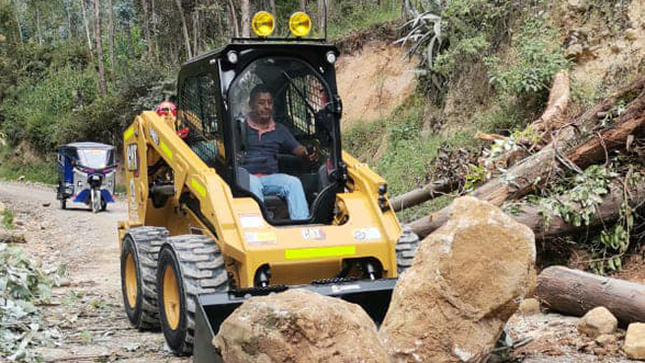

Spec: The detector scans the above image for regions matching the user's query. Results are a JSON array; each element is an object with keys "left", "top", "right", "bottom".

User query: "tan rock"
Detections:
[
  {"left": 0, "top": 202, "right": 6, "bottom": 214},
  {"left": 519, "top": 298, "right": 541, "bottom": 315},
  {"left": 625, "top": 28, "right": 639, "bottom": 41},
  {"left": 565, "top": 43, "right": 584, "bottom": 60},
  {"left": 625, "top": 323, "right": 645, "bottom": 360},
  {"left": 212, "top": 289, "right": 389, "bottom": 363},
  {"left": 595, "top": 334, "right": 616, "bottom": 345},
  {"left": 379, "top": 196, "right": 536, "bottom": 363},
  {"left": 577, "top": 307, "right": 618, "bottom": 338}
]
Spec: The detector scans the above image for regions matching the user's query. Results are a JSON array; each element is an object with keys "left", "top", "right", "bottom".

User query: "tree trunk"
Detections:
[
  {"left": 13, "top": 0, "right": 23, "bottom": 43},
  {"left": 107, "top": 0, "right": 116, "bottom": 77},
  {"left": 65, "top": 0, "right": 74, "bottom": 39},
  {"left": 193, "top": 10, "right": 198, "bottom": 55},
  {"left": 34, "top": 4, "right": 42, "bottom": 44},
  {"left": 140, "top": 0, "right": 153, "bottom": 58},
  {"left": 175, "top": 0, "right": 193, "bottom": 59},
  {"left": 513, "top": 177, "right": 645, "bottom": 240},
  {"left": 226, "top": 0, "right": 239, "bottom": 38},
  {"left": 241, "top": 0, "right": 250, "bottom": 37},
  {"left": 151, "top": 0, "right": 158, "bottom": 57},
  {"left": 269, "top": 0, "right": 276, "bottom": 15},
  {"left": 534, "top": 266, "right": 645, "bottom": 326},
  {"left": 408, "top": 78, "right": 645, "bottom": 239},
  {"left": 124, "top": 21, "right": 135, "bottom": 58},
  {"left": 80, "top": 0, "right": 94, "bottom": 61},
  {"left": 94, "top": 0, "right": 107, "bottom": 95},
  {"left": 318, "top": 0, "right": 326, "bottom": 36},
  {"left": 390, "top": 178, "right": 457, "bottom": 212},
  {"left": 300, "top": 0, "right": 307, "bottom": 10}
]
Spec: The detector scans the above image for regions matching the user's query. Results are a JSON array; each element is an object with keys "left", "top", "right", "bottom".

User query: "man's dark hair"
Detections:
[{"left": 249, "top": 84, "right": 273, "bottom": 103}]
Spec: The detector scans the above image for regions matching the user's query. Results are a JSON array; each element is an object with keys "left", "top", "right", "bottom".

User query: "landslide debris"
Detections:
[
  {"left": 0, "top": 243, "right": 59, "bottom": 362},
  {"left": 379, "top": 196, "right": 536, "bottom": 363},
  {"left": 212, "top": 289, "right": 389, "bottom": 363}
]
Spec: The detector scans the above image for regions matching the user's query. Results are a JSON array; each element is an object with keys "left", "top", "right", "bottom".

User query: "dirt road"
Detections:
[{"left": 0, "top": 181, "right": 187, "bottom": 362}]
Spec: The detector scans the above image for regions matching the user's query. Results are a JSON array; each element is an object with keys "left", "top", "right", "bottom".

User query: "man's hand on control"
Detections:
[{"left": 294, "top": 145, "right": 317, "bottom": 162}]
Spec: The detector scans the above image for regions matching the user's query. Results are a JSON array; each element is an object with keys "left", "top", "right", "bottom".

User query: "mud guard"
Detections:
[{"left": 193, "top": 278, "right": 397, "bottom": 363}]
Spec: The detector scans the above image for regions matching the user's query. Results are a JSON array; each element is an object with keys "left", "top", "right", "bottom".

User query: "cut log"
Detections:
[
  {"left": 389, "top": 178, "right": 457, "bottom": 211},
  {"left": 0, "top": 231, "right": 26, "bottom": 244},
  {"left": 513, "top": 180, "right": 645, "bottom": 240},
  {"left": 534, "top": 266, "right": 645, "bottom": 326},
  {"left": 408, "top": 78, "right": 645, "bottom": 239},
  {"left": 531, "top": 71, "right": 571, "bottom": 133}
]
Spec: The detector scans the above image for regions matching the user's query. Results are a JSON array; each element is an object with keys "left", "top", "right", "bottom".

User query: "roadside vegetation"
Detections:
[
  {"left": 0, "top": 0, "right": 396, "bottom": 182},
  {"left": 343, "top": 0, "right": 645, "bottom": 274}
]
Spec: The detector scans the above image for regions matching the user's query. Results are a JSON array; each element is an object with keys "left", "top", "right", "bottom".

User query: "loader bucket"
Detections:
[{"left": 193, "top": 278, "right": 397, "bottom": 362}]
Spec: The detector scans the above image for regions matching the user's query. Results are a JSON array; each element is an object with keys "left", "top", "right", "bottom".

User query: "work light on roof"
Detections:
[
  {"left": 251, "top": 11, "right": 275, "bottom": 37},
  {"left": 289, "top": 12, "right": 312, "bottom": 37}
]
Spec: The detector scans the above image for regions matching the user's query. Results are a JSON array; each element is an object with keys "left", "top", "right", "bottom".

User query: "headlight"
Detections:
[
  {"left": 251, "top": 11, "right": 275, "bottom": 37},
  {"left": 289, "top": 12, "right": 311, "bottom": 37},
  {"left": 226, "top": 51, "right": 238, "bottom": 64},
  {"left": 326, "top": 51, "right": 336, "bottom": 64}
]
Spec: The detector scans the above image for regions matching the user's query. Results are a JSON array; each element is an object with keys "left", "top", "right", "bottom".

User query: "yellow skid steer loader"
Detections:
[{"left": 117, "top": 11, "right": 418, "bottom": 362}]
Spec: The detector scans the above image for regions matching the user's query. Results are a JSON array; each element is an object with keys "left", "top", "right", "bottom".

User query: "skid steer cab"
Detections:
[{"left": 117, "top": 10, "right": 419, "bottom": 361}]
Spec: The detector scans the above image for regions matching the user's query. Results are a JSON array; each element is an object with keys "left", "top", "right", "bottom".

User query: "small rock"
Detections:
[
  {"left": 0, "top": 202, "right": 6, "bottom": 214},
  {"left": 595, "top": 334, "right": 616, "bottom": 345},
  {"left": 17, "top": 175, "right": 25, "bottom": 181},
  {"left": 611, "top": 43, "right": 622, "bottom": 53},
  {"left": 625, "top": 28, "right": 638, "bottom": 41},
  {"left": 14, "top": 220, "right": 24, "bottom": 226},
  {"left": 567, "top": 0, "right": 588, "bottom": 11},
  {"left": 578, "top": 307, "right": 618, "bottom": 338},
  {"left": 625, "top": 323, "right": 645, "bottom": 360},
  {"left": 592, "top": 347, "right": 607, "bottom": 356},
  {"left": 565, "top": 43, "right": 584, "bottom": 59},
  {"left": 42, "top": 202, "right": 51, "bottom": 207},
  {"left": 57, "top": 278, "right": 71, "bottom": 287},
  {"left": 519, "top": 298, "right": 541, "bottom": 315}
]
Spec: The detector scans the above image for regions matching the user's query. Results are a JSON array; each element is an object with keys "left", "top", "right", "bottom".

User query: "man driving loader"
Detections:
[{"left": 241, "top": 84, "right": 314, "bottom": 220}]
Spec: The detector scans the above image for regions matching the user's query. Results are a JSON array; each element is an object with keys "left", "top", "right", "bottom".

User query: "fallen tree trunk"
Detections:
[
  {"left": 513, "top": 180, "right": 645, "bottom": 240},
  {"left": 408, "top": 78, "right": 645, "bottom": 239},
  {"left": 389, "top": 178, "right": 457, "bottom": 211},
  {"left": 531, "top": 71, "right": 570, "bottom": 133},
  {"left": 534, "top": 266, "right": 645, "bottom": 326},
  {"left": 0, "top": 231, "right": 26, "bottom": 244}
]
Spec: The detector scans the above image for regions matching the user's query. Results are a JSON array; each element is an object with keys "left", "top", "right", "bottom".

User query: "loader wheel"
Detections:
[
  {"left": 120, "top": 226, "right": 170, "bottom": 330},
  {"left": 156, "top": 235, "right": 228, "bottom": 356},
  {"left": 396, "top": 227, "right": 419, "bottom": 274}
]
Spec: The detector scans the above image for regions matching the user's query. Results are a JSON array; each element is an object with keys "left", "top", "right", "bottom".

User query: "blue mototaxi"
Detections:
[{"left": 56, "top": 142, "right": 116, "bottom": 212}]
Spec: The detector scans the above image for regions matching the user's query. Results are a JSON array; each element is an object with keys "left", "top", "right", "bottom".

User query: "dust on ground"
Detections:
[
  {"left": 336, "top": 41, "right": 418, "bottom": 129},
  {"left": 0, "top": 181, "right": 186, "bottom": 362}
]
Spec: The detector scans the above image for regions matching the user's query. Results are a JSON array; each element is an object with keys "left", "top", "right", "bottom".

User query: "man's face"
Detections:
[{"left": 250, "top": 92, "right": 273, "bottom": 123}]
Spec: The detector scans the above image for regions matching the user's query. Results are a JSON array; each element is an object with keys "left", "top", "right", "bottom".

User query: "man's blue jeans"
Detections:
[{"left": 249, "top": 173, "right": 309, "bottom": 220}]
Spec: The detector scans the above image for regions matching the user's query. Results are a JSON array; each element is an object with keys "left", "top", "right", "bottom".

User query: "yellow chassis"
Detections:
[{"left": 118, "top": 111, "right": 402, "bottom": 288}]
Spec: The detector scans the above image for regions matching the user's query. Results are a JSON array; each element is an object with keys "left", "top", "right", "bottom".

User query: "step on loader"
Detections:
[{"left": 117, "top": 10, "right": 419, "bottom": 362}]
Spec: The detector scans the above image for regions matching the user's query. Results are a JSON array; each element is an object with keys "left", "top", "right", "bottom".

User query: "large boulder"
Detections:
[
  {"left": 212, "top": 289, "right": 389, "bottom": 363},
  {"left": 380, "top": 196, "right": 536, "bottom": 363}
]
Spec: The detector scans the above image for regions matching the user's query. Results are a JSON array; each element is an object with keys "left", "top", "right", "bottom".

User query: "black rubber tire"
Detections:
[
  {"left": 101, "top": 199, "right": 107, "bottom": 211},
  {"left": 396, "top": 227, "right": 420, "bottom": 274},
  {"left": 60, "top": 198, "right": 66, "bottom": 210},
  {"left": 156, "top": 235, "right": 228, "bottom": 356},
  {"left": 120, "top": 226, "right": 170, "bottom": 330}
]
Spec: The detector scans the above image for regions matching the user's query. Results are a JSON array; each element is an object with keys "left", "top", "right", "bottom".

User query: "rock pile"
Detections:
[{"left": 379, "top": 196, "right": 537, "bottom": 362}]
